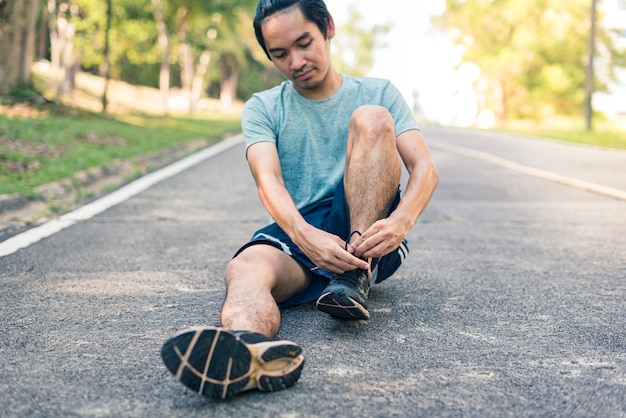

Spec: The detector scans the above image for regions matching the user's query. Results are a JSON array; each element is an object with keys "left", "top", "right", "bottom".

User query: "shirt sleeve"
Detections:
[
  {"left": 381, "top": 81, "right": 420, "bottom": 136},
  {"left": 241, "top": 94, "right": 277, "bottom": 158}
]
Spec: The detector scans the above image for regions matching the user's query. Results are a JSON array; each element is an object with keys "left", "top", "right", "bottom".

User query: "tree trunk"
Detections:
[
  {"left": 220, "top": 60, "right": 239, "bottom": 110},
  {"left": 152, "top": 0, "right": 170, "bottom": 114},
  {"left": 48, "top": 0, "right": 78, "bottom": 102},
  {"left": 38, "top": 4, "right": 49, "bottom": 60},
  {"left": 101, "top": 0, "right": 112, "bottom": 113},
  {"left": 48, "top": 0, "right": 60, "bottom": 71},
  {"left": 190, "top": 50, "right": 211, "bottom": 112},
  {"left": 496, "top": 76, "right": 507, "bottom": 124},
  {"left": 585, "top": 0, "right": 597, "bottom": 131},
  {"left": 22, "top": 0, "right": 40, "bottom": 84},
  {"left": 0, "top": 0, "right": 25, "bottom": 94},
  {"left": 0, "top": 0, "right": 41, "bottom": 95},
  {"left": 175, "top": 6, "right": 194, "bottom": 112},
  {"left": 56, "top": 17, "right": 75, "bottom": 98}
]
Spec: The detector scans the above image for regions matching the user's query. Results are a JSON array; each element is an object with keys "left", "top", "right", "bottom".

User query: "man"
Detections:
[{"left": 161, "top": 0, "right": 439, "bottom": 400}]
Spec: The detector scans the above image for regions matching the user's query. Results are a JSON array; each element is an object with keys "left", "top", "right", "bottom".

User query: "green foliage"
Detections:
[
  {"left": 64, "top": 0, "right": 264, "bottom": 95},
  {"left": 435, "top": 0, "right": 622, "bottom": 122},
  {"left": 0, "top": 83, "right": 44, "bottom": 105},
  {"left": 69, "top": 0, "right": 161, "bottom": 85},
  {"left": 0, "top": 111, "right": 241, "bottom": 195},
  {"left": 332, "top": 7, "right": 389, "bottom": 77},
  {"left": 202, "top": 3, "right": 266, "bottom": 97},
  {"left": 32, "top": 1, "right": 384, "bottom": 105},
  {"left": 66, "top": 0, "right": 384, "bottom": 96},
  {"left": 73, "top": 0, "right": 107, "bottom": 70}
]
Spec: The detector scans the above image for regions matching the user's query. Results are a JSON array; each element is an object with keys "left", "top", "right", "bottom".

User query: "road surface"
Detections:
[{"left": 1, "top": 126, "right": 624, "bottom": 417}]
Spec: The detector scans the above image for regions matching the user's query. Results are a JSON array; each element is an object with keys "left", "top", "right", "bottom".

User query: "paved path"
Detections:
[
  {"left": 424, "top": 126, "right": 626, "bottom": 200},
  {"left": 1, "top": 127, "right": 624, "bottom": 417}
]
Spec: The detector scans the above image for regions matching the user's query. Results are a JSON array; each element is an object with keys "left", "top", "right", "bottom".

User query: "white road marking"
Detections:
[
  {"left": 0, "top": 134, "right": 244, "bottom": 258},
  {"left": 3, "top": 134, "right": 623, "bottom": 258},
  {"left": 429, "top": 139, "right": 626, "bottom": 202}
]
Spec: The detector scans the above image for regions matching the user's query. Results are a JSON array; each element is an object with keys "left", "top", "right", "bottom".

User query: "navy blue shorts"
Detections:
[{"left": 234, "top": 180, "right": 409, "bottom": 309}]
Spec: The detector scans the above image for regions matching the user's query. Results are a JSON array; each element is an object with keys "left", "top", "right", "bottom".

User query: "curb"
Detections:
[
  {"left": 0, "top": 139, "right": 212, "bottom": 235},
  {"left": 0, "top": 134, "right": 244, "bottom": 257}
]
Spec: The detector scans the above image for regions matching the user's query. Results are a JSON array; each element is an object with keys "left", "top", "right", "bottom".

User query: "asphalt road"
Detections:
[{"left": 1, "top": 126, "right": 625, "bottom": 417}]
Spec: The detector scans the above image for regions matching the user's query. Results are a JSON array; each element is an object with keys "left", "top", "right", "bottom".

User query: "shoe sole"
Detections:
[
  {"left": 316, "top": 291, "right": 370, "bottom": 320},
  {"left": 161, "top": 327, "right": 304, "bottom": 399}
]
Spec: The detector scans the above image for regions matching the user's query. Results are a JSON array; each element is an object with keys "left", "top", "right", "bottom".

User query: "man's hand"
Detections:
[
  {"left": 349, "top": 217, "right": 410, "bottom": 259},
  {"left": 295, "top": 226, "right": 369, "bottom": 273}
]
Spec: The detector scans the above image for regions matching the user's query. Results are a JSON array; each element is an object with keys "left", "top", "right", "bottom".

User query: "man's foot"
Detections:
[
  {"left": 316, "top": 268, "right": 371, "bottom": 320},
  {"left": 161, "top": 327, "right": 304, "bottom": 399}
]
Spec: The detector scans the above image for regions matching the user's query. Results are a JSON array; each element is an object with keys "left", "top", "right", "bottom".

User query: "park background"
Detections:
[
  {"left": 2, "top": 0, "right": 625, "bottom": 124},
  {"left": 1, "top": 0, "right": 625, "bottom": 226}
]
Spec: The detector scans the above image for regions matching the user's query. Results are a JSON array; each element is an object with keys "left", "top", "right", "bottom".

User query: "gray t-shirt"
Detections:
[{"left": 241, "top": 75, "right": 419, "bottom": 210}]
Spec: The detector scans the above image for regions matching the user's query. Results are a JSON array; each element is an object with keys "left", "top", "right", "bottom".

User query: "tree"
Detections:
[
  {"left": 101, "top": 0, "right": 112, "bottom": 113},
  {"left": 207, "top": 4, "right": 257, "bottom": 108},
  {"left": 331, "top": 6, "right": 389, "bottom": 77},
  {"left": 435, "top": 0, "right": 622, "bottom": 124},
  {"left": 585, "top": 0, "right": 597, "bottom": 131},
  {"left": 151, "top": 0, "right": 170, "bottom": 113},
  {"left": 47, "top": 0, "right": 94, "bottom": 101},
  {"left": 62, "top": 0, "right": 261, "bottom": 110},
  {"left": 163, "top": 0, "right": 257, "bottom": 111},
  {"left": 0, "top": 0, "right": 41, "bottom": 95},
  {"left": 1, "top": 1, "right": 387, "bottom": 112}
]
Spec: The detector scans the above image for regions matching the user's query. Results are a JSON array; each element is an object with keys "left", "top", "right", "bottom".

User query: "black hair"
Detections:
[{"left": 253, "top": 0, "right": 332, "bottom": 60}]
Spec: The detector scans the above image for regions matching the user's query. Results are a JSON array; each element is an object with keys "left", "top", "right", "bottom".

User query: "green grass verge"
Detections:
[
  {"left": 500, "top": 119, "right": 626, "bottom": 150},
  {"left": 0, "top": 109, "right": 241, "bottom": 195},
  {"left": 521, "top": 128, "right": 626, "bottom": 150}
]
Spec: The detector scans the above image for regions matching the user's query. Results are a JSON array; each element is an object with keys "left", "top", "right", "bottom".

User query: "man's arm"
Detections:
[
  {"left": 353, "top": 129, "right": 439, "bottom": 259},
  {"left": 247, "top": 142, "right": 369, "bottom": 273}
]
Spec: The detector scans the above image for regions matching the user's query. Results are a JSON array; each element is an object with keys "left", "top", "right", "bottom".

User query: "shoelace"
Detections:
[
  {"left": 345, "top": 230, "right": 362, "bottom": 251},
  {"left": 332, "top": 230, "right": 368, "bottom": 287}
]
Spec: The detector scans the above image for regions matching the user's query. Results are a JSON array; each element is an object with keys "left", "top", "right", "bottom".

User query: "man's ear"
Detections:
[{"left": 327, "top": 16, "right": 335, "bottom": 40}]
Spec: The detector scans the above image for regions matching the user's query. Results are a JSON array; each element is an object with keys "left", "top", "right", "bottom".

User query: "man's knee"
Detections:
[
  {"left": 225, "top": 247, "right": 265, "bottom": 289},
  {"left": 225, "top": 244, "right": 310, "bottom": 301},
  {"left": 349, "top": 105, "right": 395, "bottom": 142}
]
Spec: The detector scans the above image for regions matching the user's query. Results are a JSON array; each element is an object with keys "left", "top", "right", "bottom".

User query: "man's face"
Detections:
[{"left": 261, "top": 5, "right": 335, "bottom": 97}]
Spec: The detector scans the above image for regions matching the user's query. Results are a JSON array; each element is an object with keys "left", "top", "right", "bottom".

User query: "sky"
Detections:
[{"left": 324, "top": 0, "right": 481, "bottom": 126}]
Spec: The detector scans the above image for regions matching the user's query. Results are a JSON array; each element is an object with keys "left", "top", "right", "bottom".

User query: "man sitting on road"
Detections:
[{"left": 161, "top": 0, "right": 439, "bottom": 399}]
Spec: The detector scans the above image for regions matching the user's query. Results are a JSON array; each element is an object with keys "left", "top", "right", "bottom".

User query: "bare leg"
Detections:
[
  {"left": 344, "top": 105, "right": 401, "bottom": 247},
  {"left": 162, "top": 244, "right": 308, "bottom": 399},
  {"left": 316, "top": 106, "right": 401, "bottom": 320},
  {"left": 220, "top": 244, "right": 311, "bottom": 337}
]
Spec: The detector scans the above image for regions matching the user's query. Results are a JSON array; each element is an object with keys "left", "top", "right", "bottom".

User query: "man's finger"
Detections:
[{"left": 338, "top": 250, "right": 369, "bottom": 270}]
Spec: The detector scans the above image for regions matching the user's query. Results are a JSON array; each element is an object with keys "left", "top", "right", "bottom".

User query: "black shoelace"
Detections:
[
  {"left": 332, "top": 230, "right": 368, "bottom": 287},
  {"left": 345, "top": 230, "right": 362, "bottom": 251}
]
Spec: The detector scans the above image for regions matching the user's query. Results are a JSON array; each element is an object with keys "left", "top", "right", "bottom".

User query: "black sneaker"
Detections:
[
  {"left": 161, "top": 327, "right": 304, "bottom": 399},
  {"left": 316, "top": 268, "right": 371, "bottom": 320}
]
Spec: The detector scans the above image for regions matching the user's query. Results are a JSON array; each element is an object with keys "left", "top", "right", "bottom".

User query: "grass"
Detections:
[
  {"left": 0, "top": 107, "right": 241, "bottom": 195},
  {"left": 500, "top": 119, "right": 626, "bottom": 150},
  {"left": 521, "top": 127, "right": 626, "bottom": 150}
]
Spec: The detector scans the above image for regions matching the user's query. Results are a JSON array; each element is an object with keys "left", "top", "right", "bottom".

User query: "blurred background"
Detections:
[
  {"left": 1, "top": 0, "right": 625, "bottom": 201},
  {"left": 2, "top": 0, "right": 624, "bottom": 127},
  {"left": 328, "top": 0, "right": 626, "bottom": 130}
]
